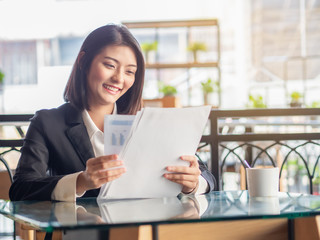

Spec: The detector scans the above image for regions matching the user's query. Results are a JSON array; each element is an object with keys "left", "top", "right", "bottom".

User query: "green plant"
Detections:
[
  {"left": 290, "top": 91, "right": 303, "bottom": 107},
  {"left": 313, "top": 165, "right": 320, "bottom": 184},
  {"left": 187, "top": 42, "right": 207, "bottom": 62},
  {"left": 201, "top": 78, "right": 219, "bottom": 105},
  {"left": 0, "top": 69, "right": 4, "bottom": 84},
  {"left": 290, "top": 91, "right": 303, "bottom": 104},
  {"left": 201, "top": 78, "right": 219, "bottom": 94},
  {"left": 309, "top": 101, "right": 320, "bottom": 108},
  {"left": 247, "top": 94, "right": 267, "bottom": 108},
  {"left": 159, "top": 82, "right": 177, "bottom": 97},
  {"left": 140, "top": 41, "right": 158, "bottom": 63}
]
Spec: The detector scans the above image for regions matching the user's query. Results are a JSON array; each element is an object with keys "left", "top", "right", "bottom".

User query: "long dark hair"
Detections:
[{"left": 64, "top": 24, "right": 145, "bottom": 114}]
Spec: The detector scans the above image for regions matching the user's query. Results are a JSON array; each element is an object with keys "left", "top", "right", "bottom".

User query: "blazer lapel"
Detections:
[{"left": 64, "top": 105, "right": 95, "bottom": 167}]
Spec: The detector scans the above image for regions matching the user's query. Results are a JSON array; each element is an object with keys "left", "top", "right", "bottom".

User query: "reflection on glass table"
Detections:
[{"left": 1, "top": 191, "right": 320, "bottom": 232}]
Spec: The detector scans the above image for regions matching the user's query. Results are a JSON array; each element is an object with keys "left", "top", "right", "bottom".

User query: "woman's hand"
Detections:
[
  {"left": 76, "top": 154, "right": 126, "bottom": 194},
  {"left": 171, "top": 196, "right": 200, "bottom": 219},
  {"left": 164, "top": 155, "right": 201, "bottom": 194},
  {"left": 77, "top": 206, "right": 105, "bottom": 224}
]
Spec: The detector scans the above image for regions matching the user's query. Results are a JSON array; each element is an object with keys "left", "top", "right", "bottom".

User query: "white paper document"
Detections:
[{"left": 98, "top": 106, "right": 211, "bottom": 200}]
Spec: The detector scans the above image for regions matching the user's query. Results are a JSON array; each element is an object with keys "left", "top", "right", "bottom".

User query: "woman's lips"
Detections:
[{"left": 103, "top": 84, "right": 121, "bottom": 95}]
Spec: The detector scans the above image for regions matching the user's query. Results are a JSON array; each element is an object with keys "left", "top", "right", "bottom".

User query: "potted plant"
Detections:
[
  {"left": 141, "top": 41, "right": 158, "bottom": 64},
  {"left": 290, "top": 91, "right": 303, "bottom": 108},
  {"left": 201, "top": 78, "right": 219, "bottom": 105},
  {"left": 158, "top": 82, "right": 180, "bottom": 107},
  {"left": 0, "top": 69, "right": 4, "bottom": 91},
  {"left": 187, "top": 42, "right": 207, "bottom": 63},
  {"left": 247, "top": 94, "right": 267, "bottom": 109},
  {"left": 308, "top": 101, "right": 320, "bottom": 120},
  {"left": 159, "top": 84, "right": 177, "bottom": 97},
  {"left": 309, "top": 101, "right": 320, "bottom": 108}
]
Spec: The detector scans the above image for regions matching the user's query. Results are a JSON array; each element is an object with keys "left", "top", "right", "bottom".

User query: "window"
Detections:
[{"left": 0, "top": 41, "right": 37, "bottom": 85}]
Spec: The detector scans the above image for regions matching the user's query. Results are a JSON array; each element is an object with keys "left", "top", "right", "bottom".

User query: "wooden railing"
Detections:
[{"left": 1, "top": 109, "right": 320, "bottom": 194}]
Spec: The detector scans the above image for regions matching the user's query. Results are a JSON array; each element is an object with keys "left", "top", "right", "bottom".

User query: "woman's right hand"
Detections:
[{"left": 76, "top": 154, "right": 126, "bottom": 195}]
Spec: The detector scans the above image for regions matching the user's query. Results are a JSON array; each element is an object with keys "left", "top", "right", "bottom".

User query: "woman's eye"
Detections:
[
  {"left": 126, "top": 70, "right": 136, "bottom": 75},
  {"left": 104, "top": 63, "right": 115, "bottom": 68},
  {"left": 127, "top": 69, "right": 136, "bottom": 75}
]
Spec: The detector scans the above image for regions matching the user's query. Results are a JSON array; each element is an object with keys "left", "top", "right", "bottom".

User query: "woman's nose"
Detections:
[{"left": 111, "top": 69, "right": 124, "bottom": 83}]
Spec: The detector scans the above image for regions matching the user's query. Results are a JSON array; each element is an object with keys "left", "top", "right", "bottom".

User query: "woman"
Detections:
[{"left": 9, "top": 24, "right": 215, "bottom": 201}]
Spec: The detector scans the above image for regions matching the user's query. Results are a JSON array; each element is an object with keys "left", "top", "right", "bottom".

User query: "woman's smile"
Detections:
[{"left": 103, "top": 83, "right": 122, "bottom": 95}]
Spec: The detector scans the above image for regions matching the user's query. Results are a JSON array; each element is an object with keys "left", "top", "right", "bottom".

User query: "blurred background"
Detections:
[{"left": 0, "top": 0, "right": 319, "bottom": 113}]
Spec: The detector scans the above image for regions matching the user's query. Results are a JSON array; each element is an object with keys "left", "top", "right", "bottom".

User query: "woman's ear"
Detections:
[{"left": 77, "top": 51, "right": 86, "bottom": 69}]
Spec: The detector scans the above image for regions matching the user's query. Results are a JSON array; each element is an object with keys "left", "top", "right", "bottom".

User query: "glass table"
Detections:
[{"left": 1, "top": 191, "right": 320, "bottom": 240}]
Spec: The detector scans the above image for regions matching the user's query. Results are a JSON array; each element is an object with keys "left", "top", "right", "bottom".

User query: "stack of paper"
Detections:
[{"left": 98, "top": 106, "right": 211, "bottom": 200}]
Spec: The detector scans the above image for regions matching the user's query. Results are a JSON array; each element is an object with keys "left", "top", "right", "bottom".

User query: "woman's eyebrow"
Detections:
[
  {"left": 104, "top": 56, "right": 137, "bottom": 68},
  {"left": 104, "top": 56, "right": 118, "bottom": 62}
]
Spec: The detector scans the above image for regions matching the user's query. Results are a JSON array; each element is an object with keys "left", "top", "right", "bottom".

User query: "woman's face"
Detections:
[{"left": 86, "top": 44, "right": 137, "bottom": 110}]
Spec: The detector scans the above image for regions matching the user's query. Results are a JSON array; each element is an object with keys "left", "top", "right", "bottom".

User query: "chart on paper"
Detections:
[{"left": 104, "top": 115, "right": 136, "bottom": 155}]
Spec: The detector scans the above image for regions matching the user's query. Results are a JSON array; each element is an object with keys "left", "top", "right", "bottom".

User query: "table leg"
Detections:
[{"left": 294, "top": 216, "right": 320, "bottom": 240}]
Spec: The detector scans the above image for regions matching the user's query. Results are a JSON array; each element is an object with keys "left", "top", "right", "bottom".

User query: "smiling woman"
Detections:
[
  {"left": 85, "top": 45, "right": 137, "bottom": 126},
  {"left": 64, "top": 24, "right": 145, "bottom": 115},
  {"left": 9, "top": 24, "right": 216, "bottom": 203}
]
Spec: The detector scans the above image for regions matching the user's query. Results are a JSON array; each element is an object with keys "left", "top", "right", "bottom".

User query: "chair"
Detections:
[
  {"left": 0, "top": 114, "right": 62, "bottom": 240},
  {"left": 0, "top": 156, "right": 13, "bottom": 199},
  {"left": 0, "top": 114, "right": 32, "bottom": 240},
  {"left": 0, "top": 156, "right": 16, "bottom": 240}
]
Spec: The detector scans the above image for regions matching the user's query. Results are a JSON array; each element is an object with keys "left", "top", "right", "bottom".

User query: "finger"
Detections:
[
  {"left": 168, "top": 179, "right": 197, "bottom": 190},
  {"left": 97, "top": 169, "right": 126, "bottom": 183},
  {"left": 88, "top": 161, "right": 124, "bottom": 173},
  {"left": 90, "top": 168, "right": 126, "bottom": 187},
  {"left": 180, "top": 155, "right": 197, "bottom": 162},
  {"left": 97, "top": 160, "right": 124, "bottom": 172},
  {"left": 100, "top": 167, "right": 126, "bottom": 177},
  {"left": 87, "top": 154, "right": 119, "bottom": 167},
  {"left": 164, "top": 173, "right": 198, "bottom": 182},
  {"left": 166, "top": 166, "right": 200, "bottom": 175},
  {"left": 87, "top": 157, "right": 124, "bottom": 172},
  {"left": 87, "top": 167, "right": 126, "bottom": 183},
  {"left": 180, "top": 156, "right": 199, "bottom": 167},
  {"left": 164, "top": 174, "right": 199, "bottom": 194}
]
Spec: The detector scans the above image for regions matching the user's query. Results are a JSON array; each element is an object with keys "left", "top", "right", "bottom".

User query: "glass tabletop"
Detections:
[{"left": 1, "top": 191, "right": 320, "bottom": 232}]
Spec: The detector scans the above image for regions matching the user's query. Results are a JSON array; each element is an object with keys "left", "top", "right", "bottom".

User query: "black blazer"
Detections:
[{"left": 9, "top": 103, "right": 215, "bottom": 201}]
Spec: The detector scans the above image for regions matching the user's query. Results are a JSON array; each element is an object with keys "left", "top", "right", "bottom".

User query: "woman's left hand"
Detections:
[{"left": 164, "top": 155, "right": 201, "bottom": 194}]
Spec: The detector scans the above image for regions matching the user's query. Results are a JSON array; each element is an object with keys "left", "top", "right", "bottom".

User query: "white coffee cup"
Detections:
[{"left": 246, "top": 167, "right": 279, "bottom": 197}]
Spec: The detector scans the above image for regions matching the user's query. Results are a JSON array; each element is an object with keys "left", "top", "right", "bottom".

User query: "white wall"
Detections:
[{"left": 0, "top": 0, "right": 224, "bottom": 39}]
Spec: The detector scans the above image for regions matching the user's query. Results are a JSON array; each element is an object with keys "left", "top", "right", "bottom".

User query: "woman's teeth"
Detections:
[{"left": 103, "top": 84, "right": 119, "bottom": 92}]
